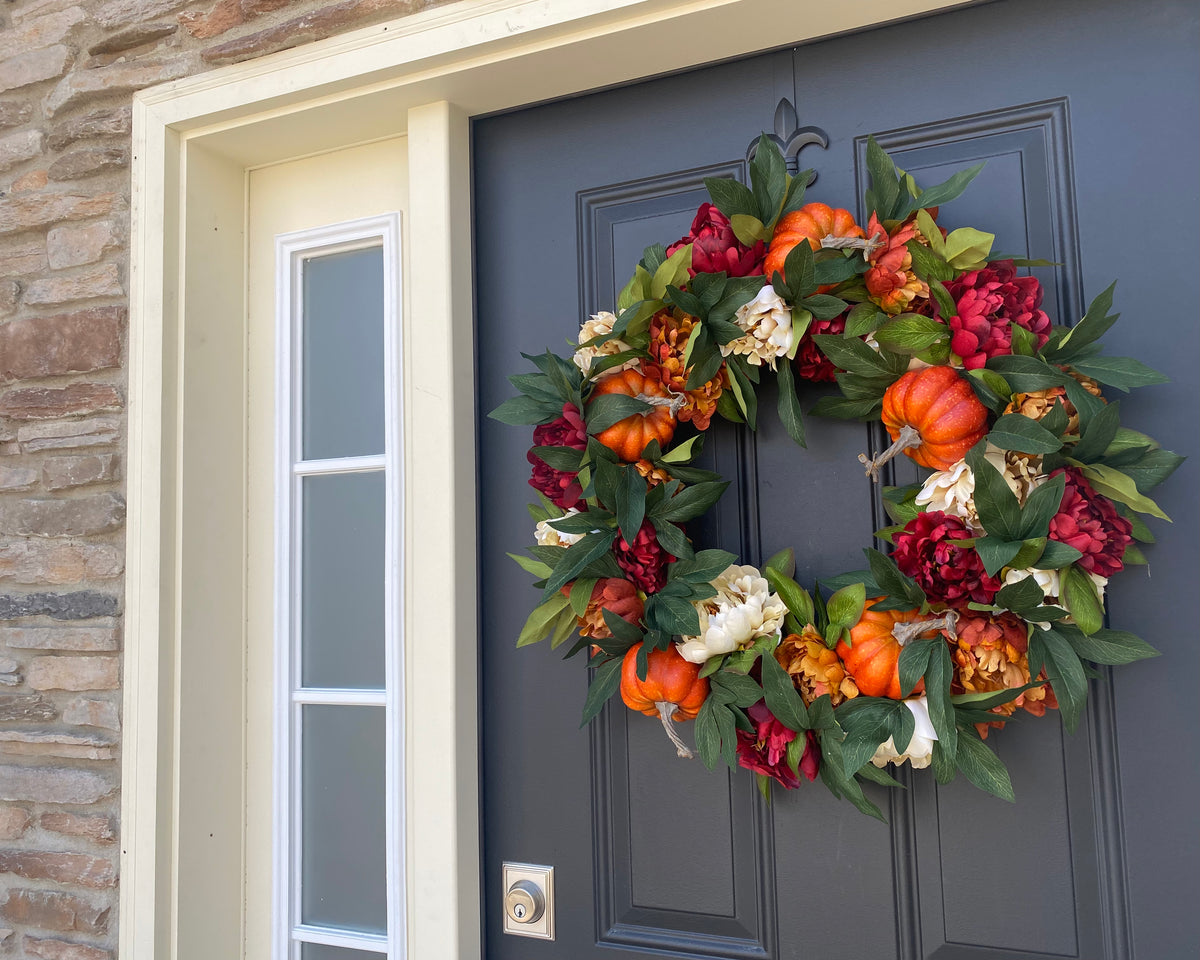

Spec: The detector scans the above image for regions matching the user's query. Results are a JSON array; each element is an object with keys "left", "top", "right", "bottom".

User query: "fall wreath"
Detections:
[{"left": 490, "top": 136, "right": 1180, "bottom": 817}]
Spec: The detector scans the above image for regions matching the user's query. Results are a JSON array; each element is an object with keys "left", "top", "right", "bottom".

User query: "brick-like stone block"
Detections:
[
  {"left": 48, "top": 148, "right": 129, "bottom": 183},
  {"left": 45, "top": 107, "right": 132, "bottom": 153},
  {"left": 0, "top": 384, "right": 122, "bottom": 420},
  {"left": 0, "top": 7, "right": 87, "bottom": 62},
  {"left": 89, "top": 21, "right": 178, "bottom": 56},
  {"left": 96, "top": 0, "right": 192, "bottom": 29},
  {"left": 0, "top": 466, "right": 38, "bottom": 492},
  {"left": 2, "top": 623, "right": 120, "bottom": 651},
  {"left": 0, "top": 130, "right": 44, "bottom": 174},
  {"left": 0, "top": 240, "right": 49, "bottom": 276},
  {"left": 61, "top": 698, "right": 119, "bottom": 731},
  {"left": 26, "top": 657, "right": 119, "bottom": 692},
  {"left": 0, "top": 101, "right": 34, "bottom": 131},
  {"left": 0, "top": 695, "right": 56, "bottom": 722},
  {"left": 0, "top": 45, "right": 71, "bottom": 95},
  {"left": 0, "top": 540, "right": 123, "bottom": 584},
  {"left": 0, "top": 307, "right": 122, "bottom": 381},
  {"left": 43, "top": 454, "right": 118, "bottom": 491},
  {"left": 39, "top": 812, "right": 117, "bottom": 845},
  {"left": 46, "top": 55, "right": 195, "bottom": 116},
  {"left": 0, "top": 592, "right": 120, "bottom": 621},
  {"left": 0, "top": 888, "right": 110, "bottom": 935},
  {"left": 180, "top": 0, "right": 243, "bottom": 39},
  {"left": 0, "top": 279, "right": 17, "bottom": 317},
  {"left": 24, "top": 936, "right": 113, "bottom": 960},
  {"left": 18, "top": 418, "right": 122, "bottom": 452},
  {"left": 0, "top": 494, "right": 125, "bottom": 538},
  {"left": 0, "top": 731, "right": 116, "bottom": 761},
  {"left": 23, "top": 264, "right": 123, "bottom": 307},
  {"left": 0, "top": 849, "right": 117, "bottom": 888},
  {"left": 46, "top": 222, "right": 121, "bottom": 271},
  {"left": 0, "top": 806, "right": 30, "bottom": 840},
  {"left": 0, "top": 194, "right": 118, "bottom": 238},
  {"left": 0, "top": 765, "right": 113, "bottom": 805}
]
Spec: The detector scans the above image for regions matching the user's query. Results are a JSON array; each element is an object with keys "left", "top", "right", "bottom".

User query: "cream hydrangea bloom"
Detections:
[
  {"left": 676, "top": 564, "right": 786, "bottom": 664},
  {"left": 915, "top": 445, "right": 1047, "bottom": 531},
  {"left": 534, "top": 508, "right": 585, "bottom": 548},
  {"left": 870, "top": 696, "right": 938, "bottom": 769},
  {"left": 572, "top": 311, "right": 637, "bottom": 378},
  {"left": 721, "top": 286, "right": 795, "bottom": 370}
]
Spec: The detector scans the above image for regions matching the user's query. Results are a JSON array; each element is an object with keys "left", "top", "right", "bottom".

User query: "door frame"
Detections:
[{"left": 123, "top": 1, "right": 977, "bottom": 957}]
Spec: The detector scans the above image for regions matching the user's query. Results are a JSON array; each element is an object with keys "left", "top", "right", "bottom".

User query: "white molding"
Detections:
[{"left": 123, "top": 1, "right": 973, "bottom": 958}]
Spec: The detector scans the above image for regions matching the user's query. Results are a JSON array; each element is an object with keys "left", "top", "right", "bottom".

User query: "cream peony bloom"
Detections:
[
  {"left": 870, "top": 696, "right": 938, "bottom": 769},
  {"left": 676, "top": 564, "right": 786, "bottom": 664},
  {"left": 915, "top": 446, "right": 1047, "bottom": 531},
  {"left": 534, "top": 509, "right": 585, "bottom": 548},
  {"left": 721, "top": 286, "right": 795, "bottom": 370},
  {"left": 572, "top": 311, "right": 638, "bottom": 378},
  {"left": 1002, "top": 566, "right": 1061, "bottom": 602}
]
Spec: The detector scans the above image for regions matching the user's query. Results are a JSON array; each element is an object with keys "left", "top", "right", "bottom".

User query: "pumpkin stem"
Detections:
[
  {"left": 639, "top": 392, "right": 687, "bottom": 418},
  {"left": 892, "top": 610, "right": 958, "bottom": 645},
  {"left": 859, "top": 424, "right": 922, "bottom": 481},
  {"left": 656, "top": 701, "right": 695, "bottom": 759},
  {"left": 821, "top": 231, "right": 886, "bottom": 258}
]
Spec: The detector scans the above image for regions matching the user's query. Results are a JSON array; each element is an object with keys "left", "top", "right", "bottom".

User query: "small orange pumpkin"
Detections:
[
  {"left": 621, "top": 642, "right": 708, "bottom": 757},
  {"left": 878, "top": 366, "right": 989, "bottom": 471},
  {"left": 590, "top": 368, "right": 677, "bottom": 461},
  {"left": 835, "top": 599, "right": 929, "bottom": 699},
  {"left": 764, "top": 202, "right": 865, "bottom": 285}
]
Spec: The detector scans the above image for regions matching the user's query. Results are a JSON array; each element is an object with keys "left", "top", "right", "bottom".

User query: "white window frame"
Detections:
[{"left": 274, "top": 215, "right": 405, "bottom": 960}]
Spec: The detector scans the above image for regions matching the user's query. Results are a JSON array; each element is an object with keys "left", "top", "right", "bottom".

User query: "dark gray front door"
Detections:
[{"left": 474, "top": 2, "right": 1200, "bottom": 957}]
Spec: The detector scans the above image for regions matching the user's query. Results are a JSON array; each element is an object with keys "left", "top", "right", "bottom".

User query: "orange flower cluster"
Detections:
[
  {"left": 864, "top": 213, "right": 929, "bottom": 315},
  {"left": 951, "top": 612, "right": 1057, "bottom": 737},
  {"left": 775, "top": 627, "right": 859, "bottom": 706},
  {"left": 643, "top": 308, "right": 727, "bottom": 430}
]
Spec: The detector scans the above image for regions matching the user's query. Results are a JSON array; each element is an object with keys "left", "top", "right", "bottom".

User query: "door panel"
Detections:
[{"left": 474, "top": 2, "right": 1199, "bottom": 958}]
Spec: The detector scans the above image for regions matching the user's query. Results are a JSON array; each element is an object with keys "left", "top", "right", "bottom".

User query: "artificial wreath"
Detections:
[{"left": 490, "top": 135, "right": 1181, "bottom": 818}]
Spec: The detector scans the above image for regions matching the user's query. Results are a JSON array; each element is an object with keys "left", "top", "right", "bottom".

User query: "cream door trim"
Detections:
[{"left": 124, "top": 1, "right": 974, "bottom": 958}]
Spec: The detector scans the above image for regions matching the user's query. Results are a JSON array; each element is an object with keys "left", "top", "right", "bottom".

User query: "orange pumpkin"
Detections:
[
  {"left": 835, "top": 599, "right": 929, "bottom": 699},
  {"left": 590, "top": 368, "right": 677, "bottom": 461},
  {"left": 621, "top": 642, "right": 708, "bottom": 758},
  {"left": 879, "top": 366, "right": 989, "bottom": 471},
  {"left": 764, "top": 202, "right": 865, "bottom": 285}
]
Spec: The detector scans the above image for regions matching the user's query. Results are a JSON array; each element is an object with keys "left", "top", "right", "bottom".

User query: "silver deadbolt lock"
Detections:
[{"left": 501, "top": 862, "right": 554, "bottom": 940}]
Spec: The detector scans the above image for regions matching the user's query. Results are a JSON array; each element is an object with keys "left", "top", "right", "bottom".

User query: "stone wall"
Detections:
[{"left": 0, "top": 1, "right": 447, "bottom": 956}]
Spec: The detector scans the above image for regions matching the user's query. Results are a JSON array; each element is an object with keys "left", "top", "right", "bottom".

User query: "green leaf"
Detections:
[
  {"left": 812, "top": 255, "right": 862, "bottom": 288},
  {"left": 1066, "top": 628, "right": 1159, "bottom": 665},
  {"left": 1077, "top": 462, "right": 1171, "bottom": 520},
  {"left": 765, "top": 568, "right": 816, "bottom": 628},
  {"left": 808, "top": 394, "right": 882, "bottom": 421},
  {"left": 651, "top": 518, "right": 693, "bottom": 560},
  {"left": 544, "top": 530, "right": 617, "bottom": 594},
  {"left": 995, "top": 575, "right": 1046, "bottom": 616},
  {"left": 1046, "top": 281, "right": 1118, "bottom": 361},
  {"left": 764, "top": 547, "right": 796, "bottom": 579},
  {"left": 1116, "top": 448, "right": 1185, "bottom": 494},
  {"left": 881, "top": 484, "right": 922, "bottom": 526},
  {"left": 905, "top": 240, "right": 955, "bottom": 283},
  {"left": 488, "top": 394, "right": 560, "bottom": 426},
  {"left": 954, "top": 730, "right": 1014, "bottom": 802},
  {"left": 864, "top": 136, "right": 902, "bottom": 220},
  {"left": 800, "top": 294, "right": 850, "bottom": 321},
  {"left": 843, "top": 302, "right": 886, "bottom": 337},
  {"left": 987, "top": 413, "right": 1064, "bottom": 455},
  {"left": 1070, "top": 356, "right": 1169, "bottom": 392},
  {"left": 913, "top": 161, "right": 985, "bottom": 211},
  {"left": 580, "top": 657, "right": 623, "bottom": 726},
  {"left": 856, "top": 762, "right": 904, "bottom": 788},
  {"left": 940, "top": 225, "right": 994, "bottom": 271},
  {"left": 966, "top": 443, "right": 1023, "bottom": 541},
  {"left": 658, "top": 434, "right": 704, "bottom": 464},
  {"left": 974, "top": 536, "right": 1024, "bottom": 577},
  {"left": 778, "top": 169, "right": 811, "bottom": 221},
  {"left": 652, "top": 479, "right": 730, "bottom": 524},
  {"left": 1034, "top": 539, "right": 1083, "bottom": 569},
  {"left": 898, "top": 638, "right": 937, "bottom": 699},
  {"left": 1071, "top": 400, "right": 1121, "bottom": 463},
  {"left": 967, "top": 367, "right": 1013, "bottom": 406},
  {"left": 865, "top": 548, "right": 925, "bottom": 608},
  {"left": 585, "top": 393, "right": 651, "bottom": 434},
  {"left": 812, "top": 333, "right": 896, "bottom": 377},
  {"left": 730, "top": 213, "right": 767, "bottom": 246},
  {"left": 724, "top": 355, "right": 758, "bottom": 430},
  {"left": 826, "top": 582, "right": 867, "bottom": 634},
  {"left": 760, "top": 649, "right": 809, "bottom": 731},
  {"left": 517, "top": 592, "right": 572, "bottom": 647},
  {"left": 873, "top": 314, "right": 950, "bottom": 355},
  {"left": 670, "top": 549, "right": 737, "bottom": 585},
  {"left": 925, "top": 642, "right": 957, "bottom": 766},
  {"left": 1018, "top": 472, "right": 1066, "bottom": 540},
  {"left": 508, "top": 552, "right": 555, "bottom": 579},
  {"left": 529, "top": 444, "right": 585, "bottom": 472},
  {"left": 775, "top": 359, "right": 807, "bottom": 448},
  {"left": 1033, "top": 626, "right": 1089, "bottom": 733},
  {"left": 1061, "top": 564, "right": 1104, "bottom": 635},
  {"left": 614, "top": 465, "right": 646, "bottom": 547},
  {"left": 749, "top": 134, "right": 787, "bottom": 226},
  {"left": 986, "top": 355, "right": 1069, "bottom": 392},
  {"left": 704, "top": 176, "right": 757, "bottom": 220},
  {"left": 712, "top": 670, "right": 764, "bottom": 709},
  {"left": 646, "top": 594, "right": 701, "bottom": 637},
  {"left": 568, "top": 577, "right": 598, "bottom": 617},
  {"left": 778, "top": 236, "right": 816, "bottom": 298},
  {"left": 694, "top": 697, "right": 721, "bottom": 769},
  {"left": 601, "top": 607, "right": 644, "bottom": 643}
]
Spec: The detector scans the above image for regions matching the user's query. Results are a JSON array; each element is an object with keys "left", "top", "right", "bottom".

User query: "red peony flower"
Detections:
[
  {"left": 666, "top": 202, "right": 765, "bottom": 278},
  {"left": 527, "top": 403, "right": 588, "bottom": 509},
  {"left": 794, "top": 313, "right": 845, "bottom": 382},
  {"left": 893, "top": 510, "right": 1001, "bottom": 606},
  {"left": 1048, "top": 467, "right": 1133, "bottom": 577},
  {"left": 613, "top": 519, "right": 674, "bottom": 593},
  {"left": 736, "top": 700, "right": 819, "bottom": 788},
  {"left": 943, "top": 260, "right": 1051, "bottom": 369},
  {"left": 573, "top": 578, "right": 644, "bottom": 639}
]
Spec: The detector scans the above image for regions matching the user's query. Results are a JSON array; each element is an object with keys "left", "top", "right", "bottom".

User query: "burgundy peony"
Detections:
[
  {"left": 613, "top": 519, "right": 674, "bottom": 594},
  {"left": 527, "top": 403, "right": 588, "bottom": 509},
  {"left": 666, "top": 202, "right": 765, "bottom": 278},
  {"left": 736, "top": 700, "right": 819, "bottom": 789},
  {"left": 893, "top": 510, "right": 1002, "bottom": 606},
  {"left": 1048, "top": 467, "right": 1133, "bottom": 577},
  {"left": 794, "top": 313, "right": 845, "bottom": 382},
  {"left": 943, "top": 260, "right": 1051, "bottom": 369}
]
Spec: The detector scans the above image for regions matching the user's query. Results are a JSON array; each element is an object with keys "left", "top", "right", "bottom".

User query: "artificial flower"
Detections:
[
  {"left": 643, "top": 309, "right": 726, "bottom": 429},
  {"left": 793, "top": 313, "right": 844, "bottom": 382},
  {"left": 722, "top": 285, "right": 795, "bottom": 369},
  {"left": 666, "top": 202, "right": 764, "bottom": 277},
  {"left": 893, "top": 510, "right": 1002, "bottom": 606},
  {"left": 952, "top": 611, "right": 1057, "bottom": 735},
  {"left": 572, "top": 311, "right": 638, "bottom": 378},
  {"left": 736, "top": 700, "right": 819, "bottom": 788},
  {"left": 941, "top": 260, "right": 1051, "bottom": 369},
  {"left": 774, "top": 627, "right": 858, "bottom": 705},
  {"left": 534, "top": 507, "right": 586, "bottom": 547},
  {"left": 915, "top": 447, "right": 1046, "bottom": 530},
  {"left": 613, "top": 519, "right": 674, "bottom": 593},
  {"left": 864, "top": 214, "right": 927, "bottom": 315},
  {"left": 870, "top": 696, "right": 937, "bottom": 769},
  {"left": 575, "top": 578, "right": 644, "bottom": 639},
  {"left": 1048, "top": 467, "right": 1133, "bottom": 577},
  {"left": 676, "top": 564, "right": 786, "bottom": 664},
  {"left": 526, "top": 403, "right": 588, "bottom": 508}
]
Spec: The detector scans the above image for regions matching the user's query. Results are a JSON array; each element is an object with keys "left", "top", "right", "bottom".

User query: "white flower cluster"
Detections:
[
  {"left": 676, "top": 563, "right": 787, "bottom": 664},
  {"left": 571, "top": 311, "right": 638, "bottom": 379},
  {"left": 914, "top": 445, "right": 1045, "bottom": 530},
  {"left": 534, "top": 508, "right": 585, "bottom": 548},
  {"left": 870, "top": 696, "right": 938, "bottom": 769},
  {"left": 721, "top": 286, "right": 795, "bottom": 370}
]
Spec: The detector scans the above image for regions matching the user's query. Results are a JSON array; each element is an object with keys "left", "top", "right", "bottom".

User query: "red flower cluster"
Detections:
[
  {"left": 1048, "top": 467, "right": 1133, "bottom": 577},
  {"left": 613, "top": 519, "right": 674, "bottom": 593},
  {"left": 893, "top": 510, "right": 1001, "bottom": 606},
  {"left": 527, "top": 403, "right": 588, "bottom": 509},
  {"left": 794, "top": 313, "right": 845, "bottom": 382},
  {"left": 943, "top": 260, "right": 1051, "bottom": 369},
  {"left": 667, "top": 202, "right": 765, "bottom": 278},
  {"left": 736, "top": 700, "right": 820, "bottom": 788}
]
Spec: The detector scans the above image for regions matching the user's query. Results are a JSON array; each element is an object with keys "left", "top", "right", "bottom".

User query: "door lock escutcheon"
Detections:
[{"left": 502, "top": 862, "right": 554, "bottom": 940}]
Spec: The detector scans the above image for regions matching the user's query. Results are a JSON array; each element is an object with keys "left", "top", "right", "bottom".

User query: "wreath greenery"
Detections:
[{"left": 490, "top": 135, "right": 1181, "bottom": 817}]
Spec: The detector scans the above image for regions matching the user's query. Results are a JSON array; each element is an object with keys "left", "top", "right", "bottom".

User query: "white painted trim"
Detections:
[
  {"left": 124, "top": 2, "right": 974, "bottom": 958},
  {"left": 292, "top": 925, "right": 388, "bottom": 951},
  {"left": 293, "top": 456, "right": 387, "bottom": 476}
]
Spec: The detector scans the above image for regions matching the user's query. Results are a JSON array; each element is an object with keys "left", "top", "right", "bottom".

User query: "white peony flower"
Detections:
[
  {"left": 914, "top": 445, "right": 1047, "bottom": 531},
  {"left": 676, "top": 564, "right": 787, "bottom": 664},
  {"left": 870, "top": 696, "right": 938, "bottom": 769},
  {"left": 572, "top": 311, "right": 638, "bottom": 378},
  {"left": 721, "top": 286, "right": 795, "bottom": 370},
  {"left": 534, "top": 508, "right": 585, "bottom": 548}
]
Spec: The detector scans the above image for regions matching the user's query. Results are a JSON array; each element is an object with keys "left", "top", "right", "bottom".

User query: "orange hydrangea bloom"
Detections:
[
  {"left": 864, "top": 213, "right": 928, "bottom": 315},
  {"left": 643, "top": 308, "right": 727, "bottom": 430}
]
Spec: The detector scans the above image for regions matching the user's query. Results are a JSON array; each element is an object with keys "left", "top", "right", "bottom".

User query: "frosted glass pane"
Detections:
[
  {"left": 302, "top": 705, "right": 387, "bottom": 933},
  {"left": 301, "top": 472, "right": 385, "bottom": 689},
  {"left": 301, "top": 943, "right": 385, "bottom": 960},
  {"left": 302, "top": 247, "right": 385, "bottom": 460}
]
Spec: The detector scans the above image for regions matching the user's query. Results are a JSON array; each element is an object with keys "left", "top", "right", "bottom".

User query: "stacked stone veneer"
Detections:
[{"left": 1, "top": 1, "right": 446, "bottom": 956}]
